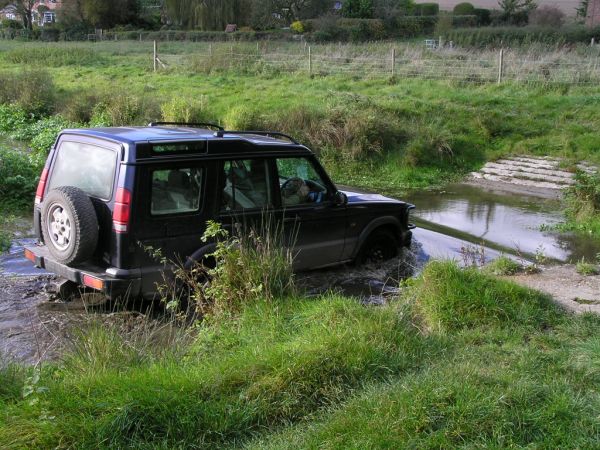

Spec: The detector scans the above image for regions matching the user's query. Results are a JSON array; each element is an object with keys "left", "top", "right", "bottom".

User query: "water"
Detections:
[
  {"left": 0, "top": 239, "right": 47, "bottom": 276},
  {"left": 405, "top": 183, "right": 600, "bottom": 264}
]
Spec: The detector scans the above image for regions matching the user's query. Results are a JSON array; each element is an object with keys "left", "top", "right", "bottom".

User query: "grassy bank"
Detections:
[{"left": 1, "top": 261, "right": 599, "bottom": 448}]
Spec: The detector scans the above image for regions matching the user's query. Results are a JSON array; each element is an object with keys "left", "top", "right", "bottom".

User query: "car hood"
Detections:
[{"left": 339, "top": 186, "right": 401, "bottom": 204}]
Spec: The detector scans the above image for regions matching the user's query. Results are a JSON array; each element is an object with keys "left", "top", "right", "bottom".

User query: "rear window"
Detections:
[{"left": 47, "top": 141, "right": 118, "bottom": 200}]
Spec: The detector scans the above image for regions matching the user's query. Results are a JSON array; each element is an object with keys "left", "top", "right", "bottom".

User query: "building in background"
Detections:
[{"left": 587, "top": 0, "right": 600, "bottom": 27}]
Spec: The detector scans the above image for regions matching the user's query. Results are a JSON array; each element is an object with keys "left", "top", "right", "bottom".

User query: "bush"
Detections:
[
  {"left": 177, "top": 221, "right": 295, "bottom": 319},
  {"left": 576, "top": 259, "right": 599, "bottom": 276},
  {"left": 160, "top": 97, "right": 210, "bottom": 124},
  {"left": 446, "top": 25, "right": 600, "bottom": 48},
  {"left": 529, "top": 6, "right": 565, "bottom": 28},
  {"left": 0, "top": 146, "right": 40, "bottom": 210},
  {"left": 409, "top": 260, "right": 560, "bottom": 332},
  {"left": 290, "top": 20, "right": 304, "bottom": 34},
  {"left": 0, "top": 69, "right": 55, "bottom": 115},
  {"left": 483, "top": 255, "right": 523, "bottom": 276},
  {"left": 453, "top": 2, "right": 475, "bottom": 15},
  {"left": 414, "top": 2, "right": 439, "bottom": 16},
  {"left": 473, "top": 8, "right": 492, "bottom": 26}
]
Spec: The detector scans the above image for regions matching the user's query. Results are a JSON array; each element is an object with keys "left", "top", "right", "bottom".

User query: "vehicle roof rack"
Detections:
[
  {"left": 214, "top": 130, "right": 299, "bottom": 145},
  {"left": 148, "top": 121, "right": 224, "bottom": 131}
]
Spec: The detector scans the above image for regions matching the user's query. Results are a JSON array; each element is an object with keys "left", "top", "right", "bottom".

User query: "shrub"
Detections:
[
  {"left": 409, "top": 260, "right": 560, "bottom": 332},
  {"left": 0, "top": 105, "right": 32, "bottom": 135},
  {"left": 453, "top": 2, "right": 475, "bottom": 15},
  {"left": 290, "top": 20, "right": 304, "bottom": 34},
  {"left": 564, "top": 171, "right": 600, "bottom": 223},
  {"left": 414, "top": 2, "right": 439, "bottom": 16},
  {"left": 576, "top": 259, "right": 599, "bottom": 276},
  {"left": 473, "top": 8, "right": 492, "bottom": 25},
  {"left": 0, "top": 146, "right": 40, "bottom": 210},
  {"left": 173, "top": 220, "right": 295, "bottom": 319},
  {"left": 0, "top": 69, "right": 55, "bottom": 115},
  {"left": 483, "top": 255, "right": 522, "bottom": 276},
  {"left": 223, "top": 105, "right": 263, "bottom": 130},
  {"left": 160, "top": 97, "right": 210, "bottom": 124},
  {"left": 529, "top": 5, "right": 565, "bottom": 28}
]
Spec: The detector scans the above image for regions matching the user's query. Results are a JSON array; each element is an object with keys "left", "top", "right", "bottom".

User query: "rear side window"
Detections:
[
  {"left": 151, "top": 167, "right": 203, "bottom": 215},
  {"left": 47, "top": 141, "right": 118, "bottom": 200}
]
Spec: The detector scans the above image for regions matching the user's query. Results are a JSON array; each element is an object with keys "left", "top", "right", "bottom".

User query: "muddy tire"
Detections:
[
  {"left": 357, "top": 229, "right": 398, "bottom": 265},
  {"left": 41, "top": 186, "right": 98, "bottom": 266}
]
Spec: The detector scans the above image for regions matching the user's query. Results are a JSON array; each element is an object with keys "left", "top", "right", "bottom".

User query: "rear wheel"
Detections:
[
  {"left": 357, "top": 229, "right": 398, "bottom": 265},
  {"left": 41, "top": 186, "right": 99, "bottom": 266}
]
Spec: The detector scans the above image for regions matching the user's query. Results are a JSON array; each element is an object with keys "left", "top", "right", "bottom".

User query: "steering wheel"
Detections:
[{"left": 281, "top": 177, "right": 305, "bottom": 196}]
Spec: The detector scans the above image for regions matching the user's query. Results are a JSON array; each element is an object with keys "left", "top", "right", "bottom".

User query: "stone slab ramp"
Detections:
[{"left": 470, "top": 156, "right": 596, "bottom": 191}]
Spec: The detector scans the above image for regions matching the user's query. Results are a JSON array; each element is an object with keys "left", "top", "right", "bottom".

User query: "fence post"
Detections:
[
  {"left": 209, "top": 43, "right": 212, "bottom": 57},
  {"left": 139, "top": 33, "right": 142, "bottom": 42},
  {"left": 592, "top": 37, "right": 596, "bottom": 47},
  {"left": 497, "top": 48, "right": 504, "bottom": 84},
  {"left": 391, "top": 48, "right": 396, "bottom": 76},
  {"left": 308, "top": 46, "right": 312, "bottom": 76},
  {"left": 153, "top": 40, "right": 157, "bottom": 73}
]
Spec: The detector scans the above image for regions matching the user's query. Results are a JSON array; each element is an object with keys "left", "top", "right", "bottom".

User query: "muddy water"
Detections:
[{"left": 405, "top": 183, "right": 600, "bottom": 264}]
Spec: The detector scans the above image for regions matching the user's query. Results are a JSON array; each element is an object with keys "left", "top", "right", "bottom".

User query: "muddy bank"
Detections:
[{"left": 507, "top": 265, "right": 600, "bottom": 314}]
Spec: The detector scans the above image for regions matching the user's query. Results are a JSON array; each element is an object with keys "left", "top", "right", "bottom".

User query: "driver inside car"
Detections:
[{"left": 281, "top": 177, "right": 323, "bottom": 205}]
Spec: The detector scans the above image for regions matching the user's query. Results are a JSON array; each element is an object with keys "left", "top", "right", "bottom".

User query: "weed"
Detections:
[
  {"left": 575, "top": 258, "right": 599, "bottom": 276},
  {"left": 484, "top": 255, "right": 522, "bottom": 276},
  {"left": 459, "top": 243, "right": 485, "bottom": 267}
]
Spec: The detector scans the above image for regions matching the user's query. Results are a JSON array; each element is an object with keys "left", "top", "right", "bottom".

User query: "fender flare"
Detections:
[
  {"left": 352, "top": 216, "right": 401, "bottom": 259},
  {"left": 184, "top": 243, "right": 217, "bottom": 270}
]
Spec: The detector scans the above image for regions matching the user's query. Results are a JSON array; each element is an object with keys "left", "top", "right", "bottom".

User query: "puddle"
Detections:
[{"left": 0, "top": 239, "right": 48, "bottom": 276}]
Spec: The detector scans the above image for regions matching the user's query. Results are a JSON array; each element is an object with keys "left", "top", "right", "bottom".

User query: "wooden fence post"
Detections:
[
  {"left": 209, "top": 43, "right": 213, "bottom": 57},
  {"left": 153, "top": 40, "right": 157, "bottom": 73},
  {"left": 391, "top": 48, "right": 396, "bottom": 76},
  {"left": 497, "top": 48, "right": 504, "bottom": 84},
  {"left": 308, "top": 46, "right": 312, "bottom": 76}
]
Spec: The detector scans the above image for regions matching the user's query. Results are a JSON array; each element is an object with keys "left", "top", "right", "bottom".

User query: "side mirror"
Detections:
[{"left": 333, "top": 191, "right": 348, "bottom": 206}]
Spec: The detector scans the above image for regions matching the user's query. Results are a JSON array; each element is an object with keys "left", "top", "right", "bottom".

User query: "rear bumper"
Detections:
[{"left": 25, "top": 244, "right": 141, "bottom": 300}]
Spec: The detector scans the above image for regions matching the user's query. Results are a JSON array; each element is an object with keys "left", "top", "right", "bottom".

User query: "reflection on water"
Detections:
[{"left": 405, "top": 183, "right": 600, "bottom": 263}]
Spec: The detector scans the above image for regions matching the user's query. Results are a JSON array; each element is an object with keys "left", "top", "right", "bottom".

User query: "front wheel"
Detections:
[{"left": 357, "top": 229, "right": 398, "bottom": 265}]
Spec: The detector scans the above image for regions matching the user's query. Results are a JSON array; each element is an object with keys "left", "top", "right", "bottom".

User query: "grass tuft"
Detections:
[
  {"left": 408, "top": 260, "right": 561, "bottom": 333},
  {"left": 483, "top": 255, "right": 523, "bottom": 276}
]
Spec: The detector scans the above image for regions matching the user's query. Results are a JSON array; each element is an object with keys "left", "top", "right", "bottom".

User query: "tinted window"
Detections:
[
  {"left": 221, "top": 159, "right": 271, "bottom": 211},
  {"left": 151, "top": 167, "right": 203, "bottom": 215},
  {"left": 48, "top": 141, "right": 117, "bottom": 200},
  {"left": 276, "top": 157, "right": 329, "bottom": 206}
]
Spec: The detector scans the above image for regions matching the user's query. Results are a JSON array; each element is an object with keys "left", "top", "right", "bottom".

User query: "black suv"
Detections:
[{"left": 25, "top": 123, "right": 415, "bottom": 300}]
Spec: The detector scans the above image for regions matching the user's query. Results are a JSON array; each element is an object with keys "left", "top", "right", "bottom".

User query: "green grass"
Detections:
[
  {"left": 483, "top": 255, "right": 523, "bottom": 276},
  {"left": 2, "top": 261, "right": 600, "bottom": 448},
  {"left": 576, "top": 259, "right": 599, "bottom": 276}
]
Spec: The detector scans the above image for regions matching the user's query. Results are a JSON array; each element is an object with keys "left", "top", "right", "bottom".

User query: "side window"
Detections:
[
  {"left": 276, "top": 157, "right": 329, "bottom": 206},
  {"left": 221, "top": 159, "right": 271, "bottom": 211},
  {"left": 151, "top": 167, "right": 203, "bottom": 216},
  {"left": 47, "top": 141, "right": 118, "bottom": 200}
]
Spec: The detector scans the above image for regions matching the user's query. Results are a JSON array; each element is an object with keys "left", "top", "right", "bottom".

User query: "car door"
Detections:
[
  {"left": 274, "top": 156, "right": 347, "bottom": 270},
  {"left": 216, "top": 158, "right": 275, "bottom": 239},
  {"left": 133, "top": 160, "right": 215, "bottom": 266}
]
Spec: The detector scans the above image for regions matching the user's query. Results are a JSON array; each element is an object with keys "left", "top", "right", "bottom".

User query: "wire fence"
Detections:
[{"left": 156, "top": 44, "right": 600, "bottom": 85}]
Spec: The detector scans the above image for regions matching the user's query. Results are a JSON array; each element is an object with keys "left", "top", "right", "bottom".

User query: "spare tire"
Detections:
[{"left": 41, "top": 186, "right": 99, "bottom": 266}]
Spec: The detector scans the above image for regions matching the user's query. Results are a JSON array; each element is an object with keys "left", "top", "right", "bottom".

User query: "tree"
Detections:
[
  {"left": 529, "top": 5, "right": 564, "bottom": 27},
  {"left": 5, "top": 0, "right": 36, "bottom": 30},
  {"left": 498, "top": 0, "right": 537, "bottom": 25},
  {"left": 373, "top": 0, "right": 415, "bottom": 19},
  {"left": 576, "top": 0, "right": 588, "bottom": 20},
  {"left": 453, "top": 2, "right": 475, "bottom": 15},
  {"left": 59, "top": 0, "right": 140, "bottom": 28},
  {"left": 342, "top": 0, "right": 374, "bottom": 18}
]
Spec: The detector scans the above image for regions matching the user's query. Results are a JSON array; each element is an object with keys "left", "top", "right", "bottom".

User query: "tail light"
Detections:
[
  {"left": 112, "top": 188, "right": 131, "bottom": 233},
  {"left": 34, "top": 168, "right": 49, "bottom": 204}
]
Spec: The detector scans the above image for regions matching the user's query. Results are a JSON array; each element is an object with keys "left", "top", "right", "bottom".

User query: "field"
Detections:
[{"left": 1, "top": 40, "right": 600, "bottom": 448}]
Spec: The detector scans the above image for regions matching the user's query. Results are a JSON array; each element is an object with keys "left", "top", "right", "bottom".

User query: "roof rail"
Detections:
[
  {"left": 214, "top": 130, "right": 299, "bottom": 144},
  {"left": 148, "top": 121, "right": 224, "bottom": 131}
]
